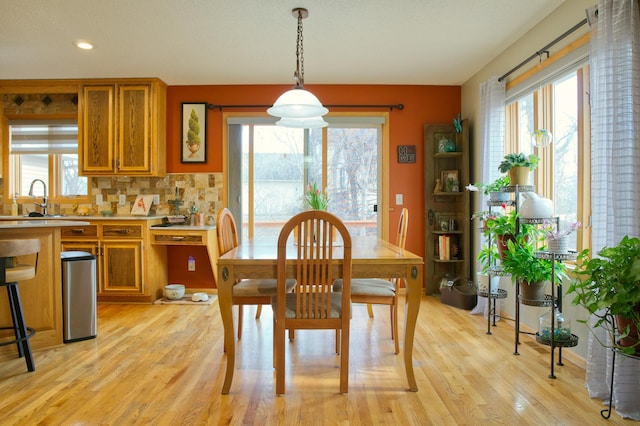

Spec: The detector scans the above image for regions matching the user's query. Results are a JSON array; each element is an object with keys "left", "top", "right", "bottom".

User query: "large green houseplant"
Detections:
[
  {"left": 501, "top": 232, "right": 567, "bottom": 301},
  {"left": 568, "top": 236, "right": 640, "bottom": 355}
]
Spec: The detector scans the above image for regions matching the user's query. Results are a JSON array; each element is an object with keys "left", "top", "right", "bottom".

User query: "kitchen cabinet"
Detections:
[
  {"left": 60, "top": 219, "right": 167, "bottom": 303},
  {"left": 424, "top": 120, "right": 470, "bottom": 295},
  {"left": 79, "top": 78, "right": 167, "bottom": 176}
]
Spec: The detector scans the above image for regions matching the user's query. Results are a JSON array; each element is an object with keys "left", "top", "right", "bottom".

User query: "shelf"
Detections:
[
  {"left": 433, "top": 152, "right": 463, "bottom": 159},
  {"left": 478, "top": 288, "right": 508, "bottom": 299},
  {"left": 519, "top": 293, "right": 553, "bottom": 307},
  {"left": 433, "top": 230, "right": 463, "bottom": 235},
  {"left": 535, "top": 251, "right": 577, "bottom": 261},
  {"left": 487, "top": 266, "right": 508, "bottom": 276},
  {"left": 432, "top": 257, "right": 464, "bottom": 263},
  {"left": 432, "top": 192, "right": 463, "bottom": 197},
  {"left": 501, "top": 185, "right": 535, "bottom": 193},
  {"left": 535, "top": 333, "right": 579, "bottom": 348}
]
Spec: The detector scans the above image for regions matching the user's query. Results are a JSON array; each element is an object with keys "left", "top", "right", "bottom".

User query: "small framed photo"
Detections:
[
  {"left": 441, "top": 170, "right": 459, "bottom": 192},
  {"left": 181, "top": 102, "right": 207, "bottom": 163}
]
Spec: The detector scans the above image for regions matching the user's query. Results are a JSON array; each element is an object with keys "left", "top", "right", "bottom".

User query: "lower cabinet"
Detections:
[{"left": 61, "top": 219, "right": 166, "bottom": 303}]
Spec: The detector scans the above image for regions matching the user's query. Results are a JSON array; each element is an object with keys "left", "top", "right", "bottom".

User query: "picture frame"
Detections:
[
  {"left": 435, "top": 212, "right": 458, "bottom": 232},
  {"left": 181, "top": 102, "right": 207, "bottom": 163},
  {"left": 441, "top": 169, "right": 459, "bottom": 192}
]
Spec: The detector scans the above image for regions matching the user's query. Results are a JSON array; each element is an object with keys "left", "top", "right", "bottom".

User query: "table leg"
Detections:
[
  {"left": 218, "top": 265, "right": 236, "bottom": 394},
  {"left": 403, "top": 264, "right": 421, "bottom": 391}
]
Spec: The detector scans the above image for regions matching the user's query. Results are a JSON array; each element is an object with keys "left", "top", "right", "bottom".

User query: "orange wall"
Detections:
[{"left": 166, "top": 84, "right": 461, "bottom": 279}]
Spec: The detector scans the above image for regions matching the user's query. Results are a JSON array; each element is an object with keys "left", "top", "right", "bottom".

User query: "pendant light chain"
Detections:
[{"left": 295, "top": 9, "right": 305, "bottom": 88}]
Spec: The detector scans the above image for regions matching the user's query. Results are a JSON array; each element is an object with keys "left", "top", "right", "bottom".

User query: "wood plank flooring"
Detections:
[{"left": 0, "top": 295, "right": 635, "bottom": 425}]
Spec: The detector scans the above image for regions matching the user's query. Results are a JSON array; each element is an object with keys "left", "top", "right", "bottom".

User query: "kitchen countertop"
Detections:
[
  {"left": 0, "top": 215, "right": 165, "bottom": 221},
  {"left": 0, "top": 220, "right": 90, "bottom": 228}
]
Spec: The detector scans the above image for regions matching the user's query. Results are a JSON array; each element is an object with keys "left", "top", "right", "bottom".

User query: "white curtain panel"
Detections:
[
  {"left": 587, "top": 0, "right": 640, "bottom": 419},
  {"left": 478, "top": 77, "right": 506, "bottom": 209},
  {"left": 470, "top": 77, "right": 505, "bottom": 315}
]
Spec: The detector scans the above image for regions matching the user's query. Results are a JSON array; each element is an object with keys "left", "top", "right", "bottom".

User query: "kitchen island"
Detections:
[{"left": 0, "top": 220, "right": 89, "bottom": 358}]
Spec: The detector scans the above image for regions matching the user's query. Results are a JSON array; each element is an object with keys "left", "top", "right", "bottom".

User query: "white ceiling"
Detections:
[{"left": 0, "top": 0, "right": 566, "bottom": 86}]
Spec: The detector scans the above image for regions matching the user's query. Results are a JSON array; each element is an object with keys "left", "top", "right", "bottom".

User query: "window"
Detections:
[
  {"left": 7, "top": 120, "right": 88, "bottom": 203},
  {"left": 226, "top": 115, "right": 387, "bottom": 243},
  {"left": 505, "top": 65, "right": 590, "bottom": 252}
]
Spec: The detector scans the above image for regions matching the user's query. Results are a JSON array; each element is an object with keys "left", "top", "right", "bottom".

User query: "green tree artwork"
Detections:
[{"left": 186, "top": 109, "right": 201, "bottom": 145}]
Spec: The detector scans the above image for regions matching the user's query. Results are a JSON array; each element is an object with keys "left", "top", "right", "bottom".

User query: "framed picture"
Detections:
[
  {"left": 441, "top": 169, "right": 459, "bottom": 192},
  {"left": 181, "top": 102, "right": 207, "bottom": 163}
]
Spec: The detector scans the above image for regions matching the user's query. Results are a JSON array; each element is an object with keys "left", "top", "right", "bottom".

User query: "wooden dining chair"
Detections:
[
  {"left": 333, "top": 207, "right": 408, "bottom": 354},
  {"left": 272, "top": 210, "right": 352, "bottom": 394},
  {"left": 216, "top": 208, "right": 296, "bottom": 340}
]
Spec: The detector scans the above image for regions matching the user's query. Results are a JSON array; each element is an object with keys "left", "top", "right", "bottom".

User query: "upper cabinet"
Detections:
[{"left": 79, "top": 78, "right": 166, "bottom": 176}]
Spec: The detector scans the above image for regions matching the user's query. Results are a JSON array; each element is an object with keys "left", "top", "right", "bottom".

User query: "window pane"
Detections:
[
  {"left": 59, "top": 154, "right": 88, "bottom": 196},
  {"left": 327, "top": 127, "right": 378, "bottom": 236},
  {"left": 17, "top": 154, "right": 48, "bottom": 197},
  {"left": 243, "top": 125, "right": 304, "bottom": 241},
  {"left": 553, "top": 73, "right": 579, "bottom": 247},
  {"left": 518, "top": 94, "right": 534, "bottom": 153}
]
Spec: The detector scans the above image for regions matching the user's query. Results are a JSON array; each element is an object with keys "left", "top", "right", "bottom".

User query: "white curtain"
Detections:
[
  {"left": 470, "top": 77, "right": 505, "bottom": 316},
  {"left": 587, "top": 0, "right": 640, "bottom": 419},
  {"left": 478, "top": 77, "right": 506, "bottom": 209}
]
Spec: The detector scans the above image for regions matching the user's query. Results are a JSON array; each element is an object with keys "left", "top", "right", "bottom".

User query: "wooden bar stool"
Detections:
[{"left": 0, "top": 239, "right": 40, "bottom": 372}]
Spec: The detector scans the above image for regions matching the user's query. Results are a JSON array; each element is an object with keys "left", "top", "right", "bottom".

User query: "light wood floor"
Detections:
[{"left": 0, "top": 295, "right": 635, "bottom": 425}]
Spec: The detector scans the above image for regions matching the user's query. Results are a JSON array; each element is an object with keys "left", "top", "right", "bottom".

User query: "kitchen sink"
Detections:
[{"left": 24, "top": 212, "right": 66, "bottom": 218}]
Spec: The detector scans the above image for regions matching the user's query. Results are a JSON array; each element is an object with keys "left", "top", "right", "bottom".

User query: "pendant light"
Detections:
[{"left": 267, "top": 8, "right": 328, "bottom": 128}]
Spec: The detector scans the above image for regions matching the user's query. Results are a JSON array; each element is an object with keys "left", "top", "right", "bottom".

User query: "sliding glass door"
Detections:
[{"left": 226, "top": 116, "right": 385, "bottom": 243}]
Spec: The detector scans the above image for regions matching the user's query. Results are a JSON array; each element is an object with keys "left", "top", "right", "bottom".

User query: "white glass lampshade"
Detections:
[
  {"left": 267, "top": 88, "right": 328, "bottom": 118},
  {"left": 276, "top": 116, "right": 328, "bottom": 129}
]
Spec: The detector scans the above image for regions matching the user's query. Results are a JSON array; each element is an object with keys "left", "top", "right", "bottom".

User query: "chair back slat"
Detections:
[
  {"left": 216, "top": 208, "right": 239, "bottom": 256},
  {"left": 396, "top": 208, "right": 409, "bottom": 250}
]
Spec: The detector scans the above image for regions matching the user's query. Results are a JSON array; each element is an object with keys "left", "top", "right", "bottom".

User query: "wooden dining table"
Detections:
[{"left": 216, "top": 235, "right": 424, "bottom": 394}]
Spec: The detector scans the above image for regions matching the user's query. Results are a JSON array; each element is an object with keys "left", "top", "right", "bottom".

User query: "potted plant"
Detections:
[
  {"left": 472, "top": 175, "right": 510, "bottom": 202},
  {"left": 483, "top": 208, "right": 527, "bottom": 259},
  {"left": 498, "top": 153, "right": 540, "bottom": 186},
  {"left": 542, "top": 220, "right": 581, "bottom": 254},
  {"left": 568, "top": 236, "right": 640, "bottom": 355},
  {"left": 501, "top": 232, "right": 567, "bottom": 301}
]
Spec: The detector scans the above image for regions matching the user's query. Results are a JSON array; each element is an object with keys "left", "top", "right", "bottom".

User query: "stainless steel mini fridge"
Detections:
[{"left": 61, "top": 251, "right": 97, "bottom": 342}]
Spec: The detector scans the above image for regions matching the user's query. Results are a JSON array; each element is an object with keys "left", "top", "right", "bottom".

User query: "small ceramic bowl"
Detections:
[
  {"left": 164, "top": 284, "right": 185, "bottom": 300},
  {"left": 100, "top": 210, "right": 114, "bottom": 217}
]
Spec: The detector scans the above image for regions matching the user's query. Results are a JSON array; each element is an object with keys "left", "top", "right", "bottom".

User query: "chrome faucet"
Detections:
[{"left": 28, "top": 179, "right": 48, "bottom": 215}]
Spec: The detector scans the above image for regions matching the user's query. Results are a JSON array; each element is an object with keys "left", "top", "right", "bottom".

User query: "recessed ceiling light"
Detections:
[{"left": 73, "top": 41, "right": 94, "bottom": 50}]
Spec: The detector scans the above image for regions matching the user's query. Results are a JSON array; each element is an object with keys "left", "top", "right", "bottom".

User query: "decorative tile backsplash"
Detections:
[{"left": 1, "top": 173, "right": 224, "bottom": 219}]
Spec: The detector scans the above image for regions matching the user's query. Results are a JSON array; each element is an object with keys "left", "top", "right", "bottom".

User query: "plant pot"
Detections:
[
  {"left": 519, "top": 280, "right": 547, "bottom": 302},
  {"left": 509, "top": 166, "right": 530, "bottom": 186},
  {"left": 496, "top": 234, "right": 515, "bottom": 260},
  {"left": 489, "top": 191, "right": 510, "bottom": 202},
  {"left": 547, "top": 238, "right": 569, "bottom": 254},
  {"left": 615, "top": 305, "right": 640, "bottom": 355}
]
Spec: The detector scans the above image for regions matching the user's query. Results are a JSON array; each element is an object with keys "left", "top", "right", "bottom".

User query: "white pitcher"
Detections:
[{"left": 519, "top": 192, "right": 553, "bottom": 218}]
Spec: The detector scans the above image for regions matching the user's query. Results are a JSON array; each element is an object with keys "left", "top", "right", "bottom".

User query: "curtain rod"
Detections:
[
  {"left": 207, "top": 103, "right": 404, "bottom": 111},
  {"left": 498, "top": 18, "right": 588, "bottom": 83}
]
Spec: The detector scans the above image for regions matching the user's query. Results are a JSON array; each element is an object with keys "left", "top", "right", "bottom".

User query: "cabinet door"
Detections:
[
  {"left": 117, "top": 84, "right": 152, "bottom": 174},
  {"left": 81, "top": 85, "right": 116, "bottom": 174},
  {"left": 101, "top": 241, "right": 144, "bottom": 295}
]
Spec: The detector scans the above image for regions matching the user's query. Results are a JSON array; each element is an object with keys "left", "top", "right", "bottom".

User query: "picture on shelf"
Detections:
[
  {"left": 435, "top": 212, "right": 457, "bottom": 232},
  {"left": 440, "top": 170, "right": 460, "bottom": 192}
]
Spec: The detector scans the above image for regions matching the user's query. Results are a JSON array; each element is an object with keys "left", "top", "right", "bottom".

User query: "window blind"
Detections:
[{"left": 8, "top": 119, "right": 78, "bottom": 154}]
